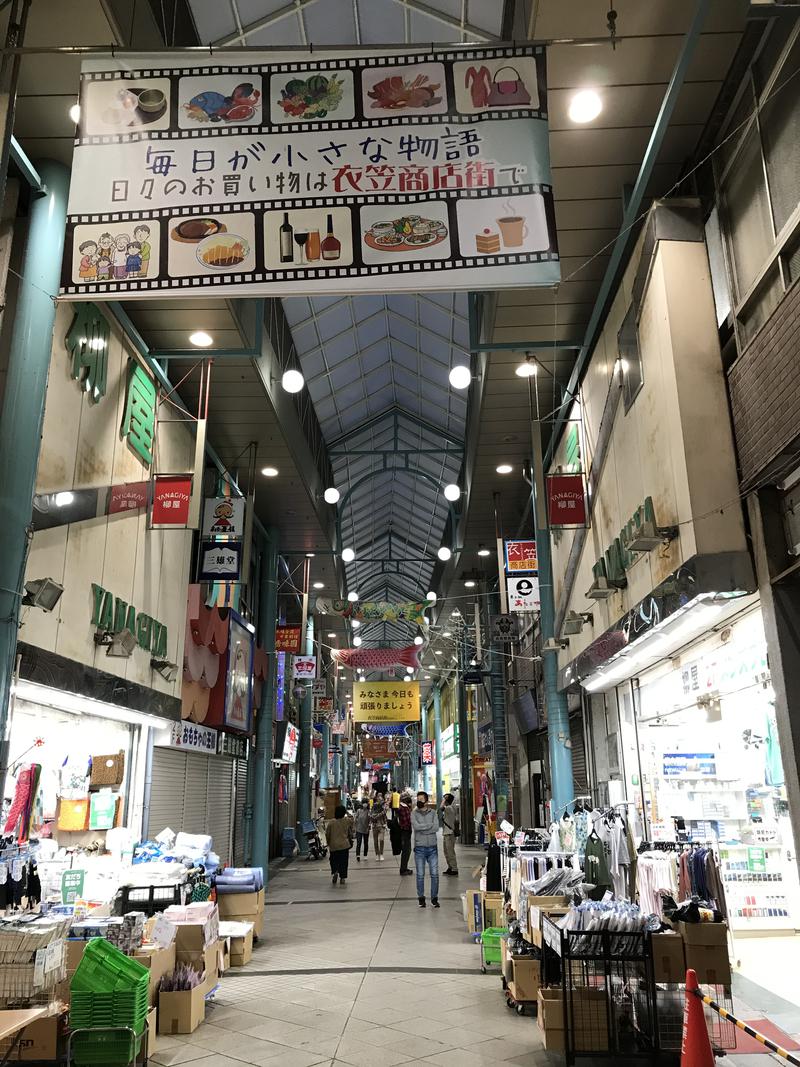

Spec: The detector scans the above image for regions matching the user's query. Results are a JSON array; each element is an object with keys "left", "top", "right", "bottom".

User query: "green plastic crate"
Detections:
[
  {"left": 71, "top": 1027, "right": 144, "bottom": 1067},
  {"left": 480, "top": 926, "right": 506, "bottom": 966},
  {"left": 70, "top": 938, "right": 149, "bottom": 994}
]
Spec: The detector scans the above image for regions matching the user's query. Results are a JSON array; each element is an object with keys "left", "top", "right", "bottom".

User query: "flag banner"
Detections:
[
  {"left": 315, "top": 597, "right": 428, "bottom": 627},
  {"left": 60, "top": 46, "right": 558, "bottom": 300},
  {"left": 547, "top": 472, "right": 587, "bottom": 527},
  {"left": 332, "top": 645, "right": 421, "bottom": 670}
]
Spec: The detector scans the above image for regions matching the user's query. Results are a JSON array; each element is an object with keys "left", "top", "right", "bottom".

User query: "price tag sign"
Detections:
[{"left": 61, "top": 869, "right": 85, "bottom": 905}]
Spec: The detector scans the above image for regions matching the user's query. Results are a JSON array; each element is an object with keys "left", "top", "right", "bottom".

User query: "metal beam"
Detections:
[
  {"left": 391, "top": 0, "right": 497, "bottom": 41},
  {"left": 214, "top": 0, "right": 321, "bottom": 46},
  {"left": 9, "top": 134, "right": 43, "bottom": 193},
  {"left": 545, "top": 0, "right": 712, "bottom": 467}
]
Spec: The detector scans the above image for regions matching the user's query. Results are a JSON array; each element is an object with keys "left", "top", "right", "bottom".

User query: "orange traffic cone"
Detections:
[{"left": 681, "top": 968, "right": 715, "bottom": 1066}]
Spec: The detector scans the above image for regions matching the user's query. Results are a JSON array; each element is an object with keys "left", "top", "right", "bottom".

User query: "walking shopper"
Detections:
[
  {"left": 398, "top": 792, "right": 413, "bottom": 875},
  {"left": 326, "top": 804, "right": 353, "bottom": 886},
  {"left": 441, "top": 792, "right": 460, "bottom": 875},
  {"left": 354, "top": 800, "right": 370, "bottom": 861},
  {"left": 370, "top": 793, "right": 387, "bottom": 861},
  {"left": 412, "top": 791, "right": 440, "bottom": 907}
]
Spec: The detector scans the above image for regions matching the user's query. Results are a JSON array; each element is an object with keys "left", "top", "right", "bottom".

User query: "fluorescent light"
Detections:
[
  {"left": 189, "top": 330, "right": 213, "bottom": 348},
  {"left": 12, "top": 679, "right": 175, "bottom": 729},
  {"left": 69, "top": 103, "right": 81, "bottom": 124},
  {"left": 353, "top": 636, "right": 362, "bottom": 647},
  {"left": 54, "top": 492, "right": 74, "bottom": 507},
  {"left": 515, "top": 357, "right": 537, "bottom": 378},
  {"left": 443, "top": 631, "right": 452, "bottom": 637},
  {"left": 261, "top": 466, "right": 278, "bottom": 477},
  {"left": 281, "top": 368, "right": 305, "bottom": 393},
  {"left": 306, "top": 552, "right": 315, "bottom": 558},
  {"left": 434, "top": 650, "right": 443, "bottom": 656},
  {"left": 664, "top": 603, "right": 725, "bottom": 647},
  {"left": 347, "top": 591, "right": 358, "bottom": 602},
  {"left": 496, "top": 464, "right": 513, "bottom": 474},
  {"left": 449, "top": 364, "right": 471, "bottom": 390},
  {"left": 313, "top": 582, "right": 324, "bottom": 590},
  {"left": 341, "top": 547, "right": 355, "bottom": 563},
  {"left": 327, "top": 632, "right": 336, "bottom": 638},
  {"left": 569, "top": 89, "right": 602, "bottom": 124},
  {"left": 477, "top": 547, "right": 490, "bottom": 557},
  {"left": 465, "top": 580, "right": 476, "bottom": 588},
  {"left": 426, "top": 591, "right": 437, "bottom": 602},
  {"left": 437, "top": 546, "right": 452, "bottom": 561},
  {"left": 324, "top": 487, "right": 340, "bottom": 504},
  {"left": 443, "top": 483, "right": 461, "bottom": 502}
]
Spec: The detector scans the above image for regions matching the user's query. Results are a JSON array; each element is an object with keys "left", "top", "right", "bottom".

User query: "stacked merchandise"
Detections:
[
  {"left": 216, "top": 867, "right": 265, "bottom": 941},
  {"left": 0, "top": 844, "right": 42, "bottom": 910},
  {"left": 70, "top": 912, "right": 145, "bottom": 954},
  {"left": 0, "top": 913, "right": 70, "bottom": 1005},
  {"left": 502, "top": 918, "right": 543, "bottom": 1009},
  {"left": 69, "top": 937, "right": 150, "bottom": 1066},
  {"left": 636, "top": 843, "right": 727, "bottom": 921}
]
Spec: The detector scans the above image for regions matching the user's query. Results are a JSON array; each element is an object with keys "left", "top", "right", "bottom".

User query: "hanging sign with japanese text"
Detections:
[
  {"left": 199, "top": 540, "right": 242, "bottom": 581},
  {"left": 547, "top": 473, "right": 586, "bottom": 527},
  {"left": 507, "top": 575, "right": 540, "bottom": 613},
  {"left": 202, "top": 496, "right": 246, "bottom": 538},
  {"left": 275, "top": 625, "right": 302, "bottom": 653},
  {"left": 505, "top": 539, "right": 538, "bottom": 573},
  {"left": 353, "top": 681, "right": 420, "bottom": 722},
  {"left": 151, "top": 474, "right": 192, "bottom": 526},
  {"left": 292, "top": 655, "right": 317, "bottom": 679},
  {"left": 421, "top": 740, "right": 434, "bottom": 765},
  {"left": 311, "top": 679, "right": 327, "bottom": 698},
  {"left": 156, "top": 719, "right": 218, "bottom": 753},
  {"left": 59, "top": 47, "right": 558, "bottom": 301}
]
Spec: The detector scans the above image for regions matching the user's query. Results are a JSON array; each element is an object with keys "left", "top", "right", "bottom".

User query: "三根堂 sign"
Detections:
[{"left": 60, "top": 47, "right": 558, "bottom": 300}]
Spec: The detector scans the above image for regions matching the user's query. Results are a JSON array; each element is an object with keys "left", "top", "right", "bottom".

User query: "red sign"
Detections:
[
  {"left": 505, "top": 539, "right": 538, "bottom": 573},
  {"left": 547, "top": 473, "right": 586, "bottom": 527},
  {"left": 275, "top": 625, "right": 302, "bottom": 653},
  {"left": 108, "top": 481, "right": 148, "bottom": 514},
  {"left": 422, "top": 740, "right": 434, "bottom": 766},
  {"left": 151, "top": 475, "right": 192, "bottom": 526}
]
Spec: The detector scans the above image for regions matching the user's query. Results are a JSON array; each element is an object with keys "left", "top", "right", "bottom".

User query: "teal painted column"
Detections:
[
  {"left": 433, "top": 685, "right": 443, "bottom": 806},
  {"left": 0, "top": 161, "right": 69, "bottom": 804},
  {"left": 319, "top": 721, "right": 330, "bottom": 788},
  {"left": 341, "top": 742, "right": 349, "bottom": 792},
  {"left": 251, "top": 528, "right": 278, "bottom": 879},
  {"left": 489, "top": 593, "right": 511, "bottom": 821},
  {"left": 296, "top": 616, "right": 314, "bottom": 851},
  {"left": 531, "top": 423, "right": 574, "bottom": 818}
]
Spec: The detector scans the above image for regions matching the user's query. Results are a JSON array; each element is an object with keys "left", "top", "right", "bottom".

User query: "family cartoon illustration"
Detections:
[{"left": 78, "top": 225, "right": 152, "bottom": 281}]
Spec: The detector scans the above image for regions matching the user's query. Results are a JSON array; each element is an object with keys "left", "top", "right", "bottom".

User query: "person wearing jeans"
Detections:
[
  {"left": 411, "top": 791, "right": 440, "bottom": 907},
  {"left": 354, "top": 801, "right": 370, "bottom": 861},
  {"left": 398, "top": 793, "right": 413, "bottom": 875}
]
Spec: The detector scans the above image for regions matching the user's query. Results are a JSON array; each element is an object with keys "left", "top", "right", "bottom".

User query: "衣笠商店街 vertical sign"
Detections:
[{"left": 59, "top": 47, "right": 559, "bottom": 299}]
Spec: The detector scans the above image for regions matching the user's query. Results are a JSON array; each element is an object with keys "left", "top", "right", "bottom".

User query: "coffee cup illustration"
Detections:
[{"left": 497, "top": 215, "right": 528, "bottom": 247}]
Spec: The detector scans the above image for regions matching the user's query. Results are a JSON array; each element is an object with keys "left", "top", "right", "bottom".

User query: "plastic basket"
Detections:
[
  {"left": 480, "top": 927, "right": 506, "bottom": 965},
  {"left": 116, "top": 882, "right": 185, "bottom": 916},
  {"left": 71, "top": 938, "right": 149, "bottom": 994},
  {"left": 70, "top": 1026, "right": 143, "bottom": 1067}
]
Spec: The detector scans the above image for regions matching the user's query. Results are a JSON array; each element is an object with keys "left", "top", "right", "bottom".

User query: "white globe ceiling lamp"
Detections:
[
  {"left": 281, "top": 368, "right": 305, "bottom": 393},
  {"left": 353, "top": 636, "right": 362, "bottom": 647},
  {"left": 437, "top": 546, "right": 452, "bottom": 561},
  {"left": 414, "top": 635, "right": 424, "bottom": 646},
  {"left": 569, "top": 88, "right": 602, "bottom": 124},
  {"left": 347, "top": 591, "right": 359, "bottom": 602},
  {"left": 515, "top": 354, "right": 537, "bottom": 377},
  {"left": 341, "top": 547, "right": 355, "bottom": 563},
  {"left": 426, "top": 591, "right": 437, "bottom": 602},
  {"left": 443, "top": 483, "right": 461, "bottom": 502},
  {"left": 449, "top": 363, "right": 471, "bottom": 390},
  {"left": 324, "top": 487, "right": 341, "bottom": 504},
  {"left": 352, "top": 619, "right": 361, "bottom": 629}
]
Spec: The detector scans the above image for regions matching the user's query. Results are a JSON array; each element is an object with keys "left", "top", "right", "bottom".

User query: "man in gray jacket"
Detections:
[{"left": 411, "top": 791, "right": 440, "bottom": 908}]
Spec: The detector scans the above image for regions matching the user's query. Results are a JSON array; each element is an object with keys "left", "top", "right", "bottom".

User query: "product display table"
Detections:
[{"left": 0, "top": 1007, "right": 46, "bottom": 1041}]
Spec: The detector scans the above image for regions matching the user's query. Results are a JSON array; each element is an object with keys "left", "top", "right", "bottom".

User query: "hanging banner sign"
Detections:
[
  {"left": 315, "top": 696, "right": 334, "bottom": 713},
  {"left": 311, "top": 679, "right": 327, "bottom": 698},
  {"left": 156, "top": 719, "right": 218, "bottom": 753},
  {"left": 199, "top": 540, "right": 242, "bottom": 581},
  {"left": 151, "top": 474, "right": 192, "bottom": 526},
  {"left": 353, "top": 681, "right": 420, "bottom": 722},
  {"left": 358, "top": 722, "right": 412, "bottom": 736},
  {"left": 332, "top": 645, "right": 420, "bottom": 670},
  {"left": 331, "top": 707, "right": 347, "bottom": 735},
  {"left": 505, "top": 539, "right": 538, "bottom": 573},
  {"left": 202, "top": 496, "right": 246, "bottom": 538},
  {"left": 490, "top": 613, "right": 520, "bottom": 643},
  {"left": 275, "top": 625, "right": 302, "bottom": 653},
  {"left": 508, "top": 575, "right": 540, "bottom": 613},
  {"left": 316, "top": 598, "right": 428, "bottom": 627},
  {"left": 109, "top": 481, "right": 149, "bottom": 514},
  {"left": 421, "top": 740, "right": 434, "bottom": 766},
  {"left": 59, "top": 47, "right": 558, "bottom": 301},
  {"left": 292, "top": 655, "right": 317, "bottom": 679},
  {"left": 547, "top": 473, "right": 587, "bottom": 527}
]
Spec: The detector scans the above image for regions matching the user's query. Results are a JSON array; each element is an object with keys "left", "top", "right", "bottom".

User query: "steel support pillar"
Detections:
[
  {"left": 319, "top": 721, "right": 330, "bottom": 788},
  {"left": 0, "top": 160, "right": 69, "bottom": 805},
  {"left": 296, "top": 616, "right": 314, "bottom": 851},
  {"left": 489, "top": 594, "right": 510, "bottom": 821},
  {"left": 433, "top": 685, "right": 443, "bottom": 807},
  {"left": 341, "top": 742, "right": 349, "bottom": 793},
  {"left": 457, "top": 646, "right": 473, "bottom": 844},
  {"left": 531, "top": 420, "right": 574, "bottom": 818},
  {"left": 251, "top": 527, "right": 278, "bottom": 879}
]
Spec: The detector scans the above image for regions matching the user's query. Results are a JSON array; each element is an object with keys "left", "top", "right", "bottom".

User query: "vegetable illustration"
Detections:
[{"left": 278, "top": 73, "right": 344, "bottom": 119}]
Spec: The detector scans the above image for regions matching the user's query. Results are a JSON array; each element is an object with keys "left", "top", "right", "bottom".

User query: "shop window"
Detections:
[
  {"left": 705, "top": 206, "right": 732, "bottom": 327},
  {"left": 617, "top": 304, "right": 643, "bottom": 413},
  {"left": 720, "top": 125, "right": 775, "bottom": 298},
  {"left": 737, "top": 262, "right": 783, "bottom": 346},
  {"left": 760, "top": 34, "right": 800, "bottom": 237}
]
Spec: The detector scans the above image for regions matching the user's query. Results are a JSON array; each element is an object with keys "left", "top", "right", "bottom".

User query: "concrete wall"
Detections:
[
  {"left": 22, "top": 302, "right": 193, "bottom": 701},
  {"left": 549, "top": 215, "right": 746, "bottom": 673}
]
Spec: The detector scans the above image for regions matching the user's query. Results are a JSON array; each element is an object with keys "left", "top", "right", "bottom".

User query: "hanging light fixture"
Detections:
[
  {"left": 437, "top": 546, "right": 452, "bottom": 561},
  {"left": 449, "top": 363, "right": 471, "bottom": 390},
  {"left": 347, "top": 591, "right": 359, "bottom": 602},
  {"left": 477, "top": 545, "right": 490, "bottom": 557},
  {"left": 426, "top": 591, "right": 437, "bottom": 602},
  {"left": 414, "top": 634, "right": 424, "bottom": 647},
  {"left": 341, "top": 547, "right": 355, "bottom": 563},
  {"left": 352, "top": 619, "right": 361, "bottom": 629},
  {"left": 324, "top": 487, "right": 341, "bottom": 504},
  {"left": 353, "top": 636, "right": 362, "bottom": 647},
  {"left": 515, "top": 353, "right": 537, "bottom": 378},
  {"left": 281, "top": 367, "right": 305, "bottom": 393},
  {"left": 443, "top": 483, "right": 461, "bottom": 502}
]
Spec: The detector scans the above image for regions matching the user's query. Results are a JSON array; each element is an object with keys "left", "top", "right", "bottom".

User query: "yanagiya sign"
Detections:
[
  {"left": 91, "top": 582, "right": 168, "bottom": 656},
  {"left": 59, "top": 47, "right": 559, "bottom": 300}
]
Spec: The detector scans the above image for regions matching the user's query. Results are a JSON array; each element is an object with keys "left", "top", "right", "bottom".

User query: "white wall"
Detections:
[
  {"left": 22, "top": 303, "right": 193, "bottom": 701},
  {"left": 550, "top": 211, "right": 746, "bottom": 671}
]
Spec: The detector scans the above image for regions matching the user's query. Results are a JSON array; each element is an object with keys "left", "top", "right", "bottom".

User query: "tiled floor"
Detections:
[{"left": 149, "top": 843, "right": 800, "bottom": 1066}]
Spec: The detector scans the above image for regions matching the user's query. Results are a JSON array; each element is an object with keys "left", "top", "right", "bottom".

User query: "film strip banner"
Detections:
[{"left": 62, "top": 45, "right": 558, "bottom": 299}]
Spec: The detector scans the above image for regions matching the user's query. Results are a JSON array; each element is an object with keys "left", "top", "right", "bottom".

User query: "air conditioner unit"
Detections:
[
  {"left": 622, "top": 520, "right": 679, "bottom": 553},
  {"left": 586, "top": 577, "right": 621, "bottom": 600}
]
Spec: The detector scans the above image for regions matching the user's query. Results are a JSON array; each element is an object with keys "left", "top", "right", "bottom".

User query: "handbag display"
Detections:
[
  {"left": 90, "top": 751, "right": 125, "bottom": 787},
  {"left": 487, "top": 66, "right": 532, "bottom": 107}
]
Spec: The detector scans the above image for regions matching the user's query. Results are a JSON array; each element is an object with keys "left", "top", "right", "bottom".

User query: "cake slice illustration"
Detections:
[{"left": 476, "top": 227, "right": 500, "bottom": 254}]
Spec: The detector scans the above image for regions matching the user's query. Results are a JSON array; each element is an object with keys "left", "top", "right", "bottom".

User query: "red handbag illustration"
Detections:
[{"left": 487, "top": 65, "right": 532, "bottom": 107}]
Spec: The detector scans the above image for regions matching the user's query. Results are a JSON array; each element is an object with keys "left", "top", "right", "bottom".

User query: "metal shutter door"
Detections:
[
  {"left": 182, "top": 753, "right": 210, "bottom": 835},
  {"left": 570, "top": 715, "right": 589, "bottom": 794},
  {"left": 232, "top": 758, "right": 249, "bottom": 867},
  {"left": 205, "top": 756, "right": 235, "bottom": 865},
  {"left": 148, "top": 749, "right": 187, "bottom": 838}
]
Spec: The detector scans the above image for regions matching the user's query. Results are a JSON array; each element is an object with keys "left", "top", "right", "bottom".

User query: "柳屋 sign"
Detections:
[
  {"left": 59, "top": 46, "right": 558, "bottom": 300},
  {"left": 91, "top": 582, "right": 168, "bottom": 656}
]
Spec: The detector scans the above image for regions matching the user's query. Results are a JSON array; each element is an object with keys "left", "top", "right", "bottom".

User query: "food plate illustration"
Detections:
[
  {"left": 100, "top": 86, "right": 167, "bottom": 128},
  {"left": 196, "top": 233, "right": 250, "bottom": 269},
  {"left": 364, "top": 216, "right": 447, "bottom": 252},
  {"left": 171, "top": 218, "right": 227, "bottom": 244}
]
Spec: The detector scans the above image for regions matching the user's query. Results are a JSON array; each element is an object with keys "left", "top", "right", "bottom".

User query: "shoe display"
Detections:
[
  {"left": 418, "top": 897, "right": 426, "bottom": 907},
  {"left": 431, "top": 898, "right": 440, "bottom": 908}
]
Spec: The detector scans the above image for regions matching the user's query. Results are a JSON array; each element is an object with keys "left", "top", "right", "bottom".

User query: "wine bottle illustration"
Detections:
[
  {"left": 280, "top": 212, "right": 294, "bottom": 263},
  {"left": 321, "top": 213, "right": 341, "bottom": 261}
]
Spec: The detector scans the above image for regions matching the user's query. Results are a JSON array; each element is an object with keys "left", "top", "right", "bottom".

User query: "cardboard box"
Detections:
[
  {"left": 171, "top": 917, "right": 218, "bottom": 953},
  {"left": 677, "top": 921, "right": 727, "bottom": 947},
  {"left": 536, "top": 986, "right": 608, "bottom": 1051},
  {"left": 537, "top": 987, "right": 566, "bottom": 1031},
  {"left": 229, "top": 926, "right": 254, "bottom": 967},
  {"left": 217, "top": 937, "right": 230, "bottom": 975},
  {"left": 466, "top": 890, "right": 484, "bottom": 934},
  {"left": 134, "top": 942, "right": 177, "bottom": 1008},
  {"left": 0, "top": 1016, "right": 60, "bottom": 1061},
  {"left": 510, "top": 957, "right": 540, "bottom": 1002},
  {"left": 177, "top": 942, "right": 219, "bottom": 995},
  {"left": 218, "top": 888, "right": 264, "bottom": 918},
  {"left": 219, "top": 907, "right": 264, "bottom": 939},
  {"left": 651, "top": 932, "right": 686, "bottom": 984},
  {"left": 684, "top": 944, "right": 731, "bottom": 987},
  {"left": 158, "top": 985, "right": 206, "bottom": 1035},
  {"left": 65, "top": 939, "right": 87, "bottom": 975},
  {"left": 528, "top": 905, "right": 569, "bottom": 947},
  {"left": 500, "top": 938, "right": 514, "bottom": 982},
  {"left": 144, "top": 1007, "right": 157, "bottom": 1058},
  {"left": 483, "top": 892, "right": 505, "bottom": 930}
]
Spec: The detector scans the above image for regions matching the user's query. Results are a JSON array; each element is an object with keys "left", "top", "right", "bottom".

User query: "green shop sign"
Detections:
[
  {"left": 121, "top": 360, "right": 157, "bottom": 467},
  {"left": 66, "top": 303, "right": 109, "bottom": 404},
  {"left": 61, "top": 869, "right": 85, "bottom": 904},
  {"left": 592, "top": 496, "right": 660, "bottom": 586},
  {"left": 91, "top": 583, "right": 168, "bottom": 657}
]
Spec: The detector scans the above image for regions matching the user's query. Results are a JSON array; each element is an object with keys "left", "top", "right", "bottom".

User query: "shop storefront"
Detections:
[{"left": 441, "top": 723, "right": 460, "bottom": 792}]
